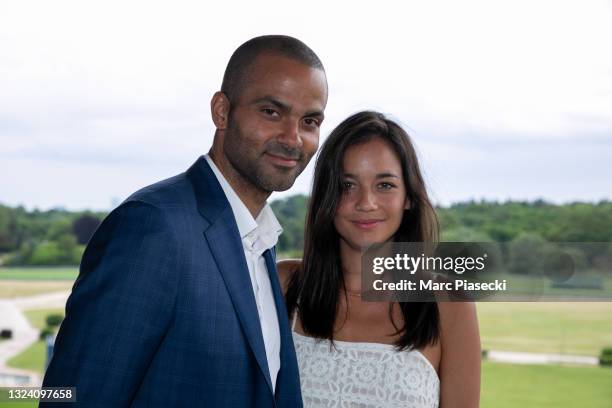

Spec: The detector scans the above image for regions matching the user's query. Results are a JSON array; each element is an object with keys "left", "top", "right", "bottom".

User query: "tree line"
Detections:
[
  {"left": 0, "top": 204, "right": 105, "bottom": 266},
  {"left": 1, "top": 197, "right": 611, "bottom": 267}
]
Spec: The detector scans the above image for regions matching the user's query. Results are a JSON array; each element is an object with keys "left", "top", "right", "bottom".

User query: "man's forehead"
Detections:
[
  {"left": 249, "top": 51, "right": 313, "bottom": 69},
  {"left": 244, "top": 53, "right": 324, "bottom": 81},
  {"left": 238, "top": 57, "right": 327, "bottom": 107}
]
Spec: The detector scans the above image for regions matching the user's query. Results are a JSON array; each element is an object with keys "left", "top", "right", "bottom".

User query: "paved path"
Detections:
[
  {"left": 12, "top": 290, "right": 71, "bottom": 310},
  {"left": 0, "top": 291, "right": 70, "bottom": 386},
  {"left": 487, "top": 350, "right": 599, "bottom": 366}
]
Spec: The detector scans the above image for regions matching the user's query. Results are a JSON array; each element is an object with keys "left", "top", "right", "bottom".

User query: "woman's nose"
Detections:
[{"left": 355, "top": 189, "right": 377, "bottom": 211}]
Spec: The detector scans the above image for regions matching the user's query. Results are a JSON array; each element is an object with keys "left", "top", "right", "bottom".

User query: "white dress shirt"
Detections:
[{"left": 204, "top": 155, "right": 282, "bottom": 391}]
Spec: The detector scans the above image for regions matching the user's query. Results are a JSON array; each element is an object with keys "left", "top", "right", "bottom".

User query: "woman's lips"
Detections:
[{"left": 351, "top": 219, "right": 384, "bottom": 230}]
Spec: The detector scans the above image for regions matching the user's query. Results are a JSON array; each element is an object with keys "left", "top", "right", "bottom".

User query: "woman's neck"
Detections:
[{"left": 339, "top": 239, "right": 363, "bottom": 293}]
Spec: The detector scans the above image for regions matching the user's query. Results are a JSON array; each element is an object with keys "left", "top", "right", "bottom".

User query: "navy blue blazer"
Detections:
[{"left": 41, "top": 156, "right": 302, "bottom": 407}]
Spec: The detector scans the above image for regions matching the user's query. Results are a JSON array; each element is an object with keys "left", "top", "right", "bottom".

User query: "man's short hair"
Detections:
[{"left": 221, "top": 35, "right": 325, "bottom": 104}]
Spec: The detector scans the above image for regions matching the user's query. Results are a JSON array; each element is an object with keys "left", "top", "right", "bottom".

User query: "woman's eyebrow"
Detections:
[
  {"left": 376, "top": 173, "right": 400, "bottom": 179},
  {"left": 342, "top": 172, "right": 400, "bottom": 179}
]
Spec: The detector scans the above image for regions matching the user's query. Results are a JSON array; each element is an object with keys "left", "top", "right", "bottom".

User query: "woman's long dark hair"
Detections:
[{"left": 285, "top": 111, "right": 440, "bottom": 350}]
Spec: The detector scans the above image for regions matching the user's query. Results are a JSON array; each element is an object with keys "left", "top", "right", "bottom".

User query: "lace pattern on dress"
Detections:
[{"left": 293, "top": 331, "right": 440, "bottom": 408}]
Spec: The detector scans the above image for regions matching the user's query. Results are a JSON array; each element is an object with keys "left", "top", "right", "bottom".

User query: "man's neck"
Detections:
[{"left": 208, "top": 149, "right": 269, "bottom": 218}]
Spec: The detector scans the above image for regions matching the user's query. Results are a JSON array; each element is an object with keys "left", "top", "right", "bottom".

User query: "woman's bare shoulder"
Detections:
[
  {"left": 437, "top": 301, "right": 480, "bottom": 347},
  {"left": 437, "top": 301, "right": 478, "bottom": 324},
  {"left": 276, "top": 259, "right": 302, "bottom": 292}
]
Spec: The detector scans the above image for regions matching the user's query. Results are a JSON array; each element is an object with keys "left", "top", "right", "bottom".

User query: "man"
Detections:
[{"left": 41, "top": 35, "right": 328, "bottom": 407}]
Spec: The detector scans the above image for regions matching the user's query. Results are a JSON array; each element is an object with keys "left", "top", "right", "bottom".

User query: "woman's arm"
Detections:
[{"left": 438, "top": 301, "right": 481, "bottom": 408}]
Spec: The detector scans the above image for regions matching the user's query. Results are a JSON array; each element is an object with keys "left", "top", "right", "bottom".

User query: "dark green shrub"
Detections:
[
  {"left": 39, "top": 327, "right": 54, "bottom": 341},
  {"left": 45, "top": 314, "right": 64, "bottom": 327},
  {"left": 599, "top": 347, "right": 612, "bottom": 366}
]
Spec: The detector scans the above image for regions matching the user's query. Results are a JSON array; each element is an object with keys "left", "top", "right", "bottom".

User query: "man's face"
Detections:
[{"left": 223, "top": 54, "right": 328, "bottom": 193}]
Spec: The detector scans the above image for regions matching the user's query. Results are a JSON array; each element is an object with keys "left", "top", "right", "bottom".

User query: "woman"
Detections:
[{"left": 278, "top": 111, "right": 480, "bottom": 407}]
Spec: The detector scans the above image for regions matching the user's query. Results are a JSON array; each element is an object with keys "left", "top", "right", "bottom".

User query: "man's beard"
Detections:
[{"left": 223, "top": 120, "right": 308, "bottom": 193}]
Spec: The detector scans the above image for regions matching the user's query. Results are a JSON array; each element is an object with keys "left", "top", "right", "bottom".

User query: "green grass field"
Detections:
[
  {"left": 3, "top": 302, "right": 612, "bottom": 406},
  {"left": 0, "top": 401, "right": 37, "bottom": 408},
  {"left": 6, "top": 340, "right": 46, "bottom": 373},
  {"left": 0, "top": 402, "right": 38, "bottom": 408},
  {"left": 0, "top": 267, "right": 78, "bottom": 281},
  {"left": 481, "top": 362, "right": 612, "bottom": 408},
  {"left": 2, "top": 361, "right": 610, "bottom": 407},
  {"left": 478, "top": 302, "right": 612, "bottom": 356},
  {"left": 2, "top": 269, "right": 611, "bottom": 407}
]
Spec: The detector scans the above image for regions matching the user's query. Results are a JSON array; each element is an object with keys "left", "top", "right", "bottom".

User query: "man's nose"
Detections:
[{"left": 277, "top": 119, "right": 303, "bottom": 149}]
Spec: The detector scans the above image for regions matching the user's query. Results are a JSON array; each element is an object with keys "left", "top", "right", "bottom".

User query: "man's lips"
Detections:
[
  {"left": 351, "top": 219, "right": 384, "bottom": 230},
  {"left": 265, "top": 152, "right": 299, "bottom": 168}
]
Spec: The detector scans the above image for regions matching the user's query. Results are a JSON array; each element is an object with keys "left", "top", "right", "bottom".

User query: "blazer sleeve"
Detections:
[{"left": 40, "top": 200, "right": 179, "bottom": 407}]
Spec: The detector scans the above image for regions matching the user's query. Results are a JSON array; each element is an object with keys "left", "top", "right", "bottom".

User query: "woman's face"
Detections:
[{"left": 334, "top": 136, "right": 409, "bottom": 251}]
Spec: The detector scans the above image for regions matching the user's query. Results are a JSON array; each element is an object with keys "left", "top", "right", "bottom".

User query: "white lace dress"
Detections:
[{"left": 293, "top": 331, "right": 440, "bottom": 408}]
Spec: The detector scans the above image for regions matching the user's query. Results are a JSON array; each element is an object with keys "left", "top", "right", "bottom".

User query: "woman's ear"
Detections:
[
  {"left": 405, "top": 198, "right": 412, "bottom": 210},
  {"left": 210, "top": 91, "right": 230, "bottom": 130}
]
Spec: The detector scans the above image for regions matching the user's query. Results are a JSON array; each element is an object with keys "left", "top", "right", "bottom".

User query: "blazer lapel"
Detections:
[
  {"left": 264, "top": 249, "right": 302, "bottom": 406},
  {"left": 187, "top": 156, "right": 274, "bottom": 394}
]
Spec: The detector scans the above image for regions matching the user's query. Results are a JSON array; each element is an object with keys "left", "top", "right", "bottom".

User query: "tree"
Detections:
[
  {"left": 507, "top": 233, "right": 547, "bottom": 275},
  {"left": 73, "top": 214, "right": 101, "bottom": 245},
  {"left": 0, "top": 205, "right": 18, "bottom": 252}
]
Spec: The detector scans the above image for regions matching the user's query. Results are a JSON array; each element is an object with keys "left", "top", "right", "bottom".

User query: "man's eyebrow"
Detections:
[
  {"left": 304, "top": 110, "right": 325, "bottom": 121},
  {"left": 252, "top": 96, "right": 324, "bottom": 120},
  {"left": 252, "top": 96, "right": 291, "bottom": 112}
]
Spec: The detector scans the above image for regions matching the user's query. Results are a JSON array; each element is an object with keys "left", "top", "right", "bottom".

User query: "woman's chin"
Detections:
[
  {"left": 341, "top": 234, "right": 396, "bottom": 252},
  {"left": 356, "top": 239, "right": 390, "bottom": 251}
]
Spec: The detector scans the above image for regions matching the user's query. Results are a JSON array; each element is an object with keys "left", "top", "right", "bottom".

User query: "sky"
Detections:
[{"left": 1, "top": 0, "right": 611, "bottom": 211}]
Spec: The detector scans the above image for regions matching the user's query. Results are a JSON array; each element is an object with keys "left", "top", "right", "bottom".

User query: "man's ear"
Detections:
[{"left": 210, "top": 91, "right": 230, "bottom": 130}]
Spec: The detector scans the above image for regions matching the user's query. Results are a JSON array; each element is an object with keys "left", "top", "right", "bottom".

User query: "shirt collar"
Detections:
[{"left": 204, "top": 155, "right": 282, "bottom": 250}]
